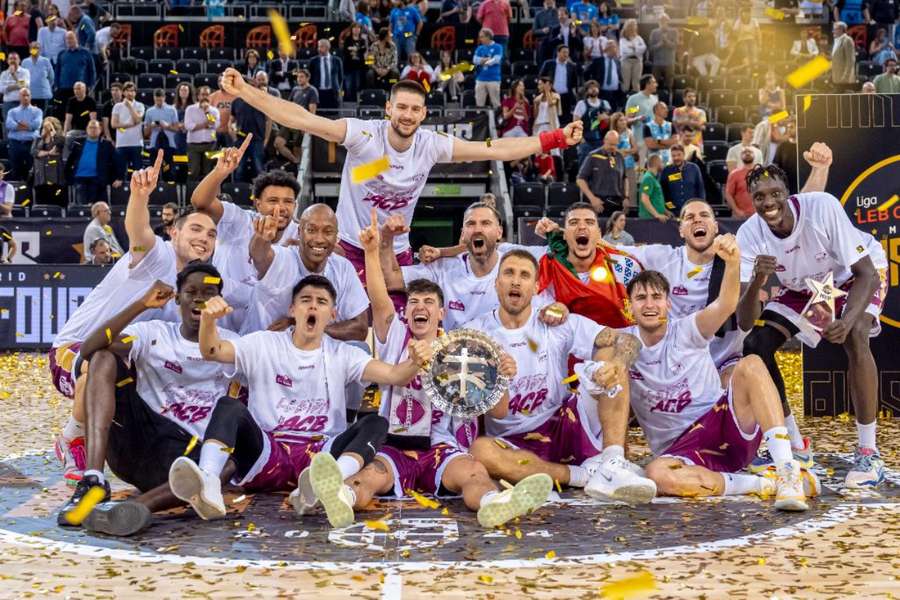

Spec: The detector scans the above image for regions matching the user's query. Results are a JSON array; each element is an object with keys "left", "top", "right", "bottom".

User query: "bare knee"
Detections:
[
  {"left": 87, "top": 349, "right": 118, "bottom": 377},
  {"left": 843, "top": 318, "right": 873, "bottom": 357},
  {"left": 469, "top": 437, "right": 499, "bottom": 465},
  {"left": 732, "top": 354, "right": 766, "bottom": 385}
]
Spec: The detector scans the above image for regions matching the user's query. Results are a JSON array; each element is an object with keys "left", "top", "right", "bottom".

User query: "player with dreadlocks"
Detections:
[{"left": 736, "top": 162, "right": 889, "bottom": 488}]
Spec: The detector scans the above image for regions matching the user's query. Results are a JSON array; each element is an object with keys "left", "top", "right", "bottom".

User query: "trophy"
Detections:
[
  {"left": 420, "top": 329, "right": 510, "bottom": 418},
  {"left": 801, "top": 272, "right": 846, "bottom": 332}
]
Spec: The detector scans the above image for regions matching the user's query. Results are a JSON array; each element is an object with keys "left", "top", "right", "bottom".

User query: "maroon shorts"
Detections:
[
  {"left": 661, "top": 385, "right": 762, "bottom": 473},
  {"left": 238, "top": 432, "right": 328, "bottom": 493},
  {"left": 377, "top": 443, "right": 467, "bottom": 497},
  {"left": 498, "top": 394, "right": 603, "bottom": 465},
  {"left": 339, "top": 240, "right": 414, "bottom": 313},
  {"left": 47, "top": 342, "right": 83, "bottom": 399}
]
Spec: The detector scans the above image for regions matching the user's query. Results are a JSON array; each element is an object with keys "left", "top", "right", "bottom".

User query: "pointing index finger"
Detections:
[{"left": 237, "top": 132, "right": 253, "bottom": 157}]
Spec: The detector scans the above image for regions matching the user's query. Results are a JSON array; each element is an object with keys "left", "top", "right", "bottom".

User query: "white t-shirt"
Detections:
[
  {"left": 251, "top": 246, "right": 369, "bottom": 333},
  {"left": 123, "top": 320, "right": 239, "bottom": 439},
  {"left": 95, "top": 26, "right": 112, "bottom": 52},
  {"left": 111, "top": 100, "right": 145, "bottom": 147},
  {"left": 226, "top": 329, "right": 372, "bottom": 437},
  {"left": 213, "top": 201, "right": 300, "bottom": 333},
  {"left": 376, "top": 318, "right": 476, "bottom": 449},
  {"left": 338, "top": 118, "right": 455, "bottom": 253},
  {"left": 464, "top": 308, "right": 603, "bottom": 437},
  {"left": 621, "top": 314, "right": 722, "bottom": 455},
  {"left": 737, "top": 192, "right": 888, "bottom": 291}
]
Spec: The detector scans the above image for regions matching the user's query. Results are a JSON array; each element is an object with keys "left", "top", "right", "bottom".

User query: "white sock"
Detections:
[
  {"left": 62, "top": 417, "right": 85, "bottom": 441},
  {"left": 198, "top": 441, "right": 230, "bottom": 476},
  {"left": 856, "top": 421, "right": 877, "bottom": 452},
  {"left": 83, "top": 469, "right": 105, "bottom": 484},
  {"left": 722, "top": 473, "right": 763, "bottom": 496},
  {"left": 478, "top": 489, "right": 500, "bottom": 508},
  {"left": 600, "top": 445, "right": 625, "bottom": 463},
  {"left": 337, "top": 455, "right": 362, "bottom": 480},
  {"left": 567, "top": 465, "right": 589, "bottom": 487},
  {"left": 784, "top": 414, "right": 804, "bottom": 449},
  {"left": 764, "top": 426, "right": 793, "bottom": 465}
]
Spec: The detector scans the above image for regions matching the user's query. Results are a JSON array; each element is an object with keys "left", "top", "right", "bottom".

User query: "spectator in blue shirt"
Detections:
[
  {"left": 389, "top": 0, "right": 422, "bottom": 62},
  {"left": 5, "top": 88, "right": 43, "bottom": 180},
  {"left": 22, "top": 42, "right": 54, "bottom": 112},
  {"left": 569, "top": 0, "right": 597, "bottom": 33},
  {"left": 68, "top": 5, "right": 97, "bottom": 54},
  {"left": 66, "top": 119, "right": 116, "bottom": 206},
  {"left": 56, "top": 31, "right": 96, "bottom": 114},
  {"left": 474, "top": 28, "right": 503, "bottom": 108},
  {"left": 37, "top": 17, "right": 67, "bottom": 66},
  {"left": 144, "top": 89, "right": 180, "bottom": 173},
  {"left": 659, "top": 144, "right": 705, "bottom": 213}
]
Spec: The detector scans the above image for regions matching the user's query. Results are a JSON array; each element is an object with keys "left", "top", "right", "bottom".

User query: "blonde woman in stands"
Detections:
[{"left": 618, "top": 19, "right": 646, "bottom": 94}]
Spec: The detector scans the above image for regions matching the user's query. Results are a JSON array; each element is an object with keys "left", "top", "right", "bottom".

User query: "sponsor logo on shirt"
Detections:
[
  {"left": 785, "top": 245, "right": 801, "bottom": 254},
  {"left": 815, "top": 251, "right": 828, "bottom": 261},
  {"left": 448, "top": 300, "right": 466, "bottom": 311},
  {"left": 276, "top": 374, "right": 293, "bottom": 388},
  {"left": 164, "top": 360, "right": 182, "bottom": 374},
  {"left": 629, "top": 369, "right": 644, "bottom": 380},
  {"left": 671, "top": 285, "right": 688, "bottom": 296},
  {"left": 856, "top": 245, "right": 864, "bottom": 253}
]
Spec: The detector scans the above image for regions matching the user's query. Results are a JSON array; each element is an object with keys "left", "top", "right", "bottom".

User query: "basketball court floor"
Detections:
[{"left": 1, "top": 352, "right": 898, "bottom": 599}]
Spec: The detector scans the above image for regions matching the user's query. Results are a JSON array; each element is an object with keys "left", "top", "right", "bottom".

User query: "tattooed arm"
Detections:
[{"left": 591, "top": 327, "right": 641, "bottom": 366}]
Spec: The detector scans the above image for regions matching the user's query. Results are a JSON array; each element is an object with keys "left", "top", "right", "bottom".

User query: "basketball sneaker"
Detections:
[
  {"left": 288, "top": 466, "right": 318, "bottom": 516},
  {"left": 748, "top": 437, "right": 813, "bottom": 473},
  {"left": 844, "top": 448, "right": 885, "bottom": 489},
  {"left": 760, "top": 467, "right": 821, "bottom": 500},
  {"left": 83, "top": 501, "right": 153, "bottom": 537},
  {"left": 54, "top": 435, "right": 86, "bottom": 486},
  {"left": 309, "top": 453, "right": 355, "bottom": 528},
  {"left": 168, "top": 456, "right": 226, "bottom": 520},
  {"left": 584, "top": 455, "right": 657, "bottom": 504},
  {"left": 57, "top": 474, "right": 111, "bottom": 527},
  {"left": 772, "top": 459, "right": 809, "bottom": 511},
  {"left": 476, "top": 473, "right": 553, "bottom": 529}
]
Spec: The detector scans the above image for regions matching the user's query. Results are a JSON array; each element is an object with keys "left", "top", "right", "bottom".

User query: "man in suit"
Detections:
[
  {"left": 587, "top": 39, "right": 624, "bottom": 111},
  {"left": 309, "top": 38, "right": 344, "bottom": 109},
  {"left": 267, "top": 48, "right": 300, "bottom": 95},
  {"left": 539, "top": 44, "right": 579, "bottom": 122},
  {"left": 830, "top": 21, "right": 857, "bottom": 92},
  {"left": 65, "top": 119, "right": 116, "bottom": 206},
  {"left": 539, "top": 8, "right": 583, "bottom": 65}
]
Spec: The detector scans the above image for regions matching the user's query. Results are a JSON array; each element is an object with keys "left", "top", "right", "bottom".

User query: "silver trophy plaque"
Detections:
[{"left": 420, "top": 329, "right": 510, "bottom": 418}]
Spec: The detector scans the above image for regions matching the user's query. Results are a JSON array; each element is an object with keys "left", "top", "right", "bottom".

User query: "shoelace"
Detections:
[{"left": 854, "top": 451, "right": 881, "bottom": 471}]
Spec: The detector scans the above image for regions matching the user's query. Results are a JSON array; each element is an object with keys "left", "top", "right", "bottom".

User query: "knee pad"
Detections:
[{"left": 743, "top": 324, "right": 786, "bottom": 360}]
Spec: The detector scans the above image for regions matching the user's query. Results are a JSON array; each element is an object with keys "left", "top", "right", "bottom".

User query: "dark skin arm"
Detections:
[
  {"left": 822, "top": 255, "right": 878, "bottom": 344},
  {"left": 249, "top": 215, "right": 278, "bottom": 279},
  {"left": 79, "top": 280, "right": 175, "bottom": 360},
  {"left": 737, "top": 254, "right": 775, "bottom": 332},
  {"left": 324, "top": 309, "right": 369, "bottom": 342}
]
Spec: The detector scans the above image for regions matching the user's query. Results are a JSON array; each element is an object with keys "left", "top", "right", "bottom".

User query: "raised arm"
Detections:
[
  {"left": 124, "top": 150, "right": 164, "bottom": 267},
  {"left": 695, "top": 234, "right": 741, "bottom": 339},
  {"left": 199, "top": 296, "right": 237, "bottom": 364},
  {"left": 736, "top": 254, "right": 775, "bottom": 332},
  {"left": 380, "top": 214, "right": 410, "bottom": 291},
  {"left": 220, "top": 68, "right": 347, "bottom": 143},
  {"left": 80, "top": 280, "right": 174, "bottom": 360},
  {"left": 799, "top": 142, "right": 832, "bottom": 193},
  {"left": 249, "top": 214, "right": 278, "bottom": 278},
  {"left": 324, "top": 310, "right": 369, "bottom": 342},
  {"left": 189, "top": 133, "right": 253, "bottom": 223},
  {"left": 362, "top": 339, "right": 433, "bottom": 386},
  {"left": 359, "top": 208, "right": 396, "bottom": 343},
  {"left": 451, "top": 120, "right": 583, "bottom": 162}
]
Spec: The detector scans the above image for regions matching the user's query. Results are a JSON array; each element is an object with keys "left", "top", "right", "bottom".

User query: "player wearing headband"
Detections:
[{"left": 737, "top": 163, "right": 888, "bottom": 487}]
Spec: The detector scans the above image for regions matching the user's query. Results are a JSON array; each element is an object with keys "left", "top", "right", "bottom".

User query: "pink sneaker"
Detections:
[{"left": 55, "top": 435, "right": 86, "bottom": 486}]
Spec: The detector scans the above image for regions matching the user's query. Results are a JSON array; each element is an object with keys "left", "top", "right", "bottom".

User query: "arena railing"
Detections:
[{"left": 297, "top": 126, "right": 315, "bottom": 212}]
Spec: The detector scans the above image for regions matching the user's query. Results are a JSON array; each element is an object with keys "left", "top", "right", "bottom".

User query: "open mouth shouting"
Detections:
[
  {"left": 304, "top": 313, "right": 318, "bottom": 330},
  {"left": 469, "top": 235, "right": 487, "bottom": 253},
  {"left": 411, "top": 312, "right": 430, "bottom": 326}
]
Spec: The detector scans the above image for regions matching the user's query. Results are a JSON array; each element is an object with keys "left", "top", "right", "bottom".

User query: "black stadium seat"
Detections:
[
  {"left": 176, "top": 58, "right": 204, "bottom": 75},
  {"left": 30, "top": 204, "right": 64, "bottom": 218},
  {"left": 547, "top": 181, "right": 580, "bottom": 208},
  {"left": 137, "top": 73, "right": 164, "bottom": 89},
  {"left": 703, "top": 140, "right": 730, "bottom": 162},
  {"left": 707, "top": 88, "right": 735, "bottom": 107},
  {"left": 155, "top": 47, "right": 179, "bottom": 61},
  {"left": 207, "top": 47, "right": 236, "bottom": 61},
  {"left": 166, "top": 73, "right": 194, "bottom": 88},
  {"left": 706, "top": 160, "right": 729, "bottom": 186},
  {"left": 358, "top": 89, "right": 387, "bottom": 107},
  {"left": 514, "top": 182, "right": 546, "bottom": 206},
  {"left": 148, "top": 58, "right": 176, "bottom": 75},
  {"left": 180, "top": 47, "right": 206, "bottom": 61},
  {"left": 726, "top": 122, "right": 751, "bottom": 143},
  {"left": 703, "top": 122, "right": 725, "bottom": 141},
  {"left": 513, "top": 204, "right": 543, "bottom": 218},
  {"left": 716, "top": 105, "right": 746, "bottom": 124},
  {"left": 194, "top": 73, "right": 219, "bottom": 90},
  {"left": 130, "top": 46, "right": 154, "bottom": 61},
  {"left": 137, "top": 88, "right": 155, "bottom": 105},
  {"left": 206, "top": 59, "right": 233, "bottom": 74},
  {"left": 221, "top": 182, "right": 253, "bottom": 206}
]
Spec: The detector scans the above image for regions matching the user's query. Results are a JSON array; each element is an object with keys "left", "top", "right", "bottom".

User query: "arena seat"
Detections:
[
  {"left": 221, "top": 182, "right": 254, "bottom": 206},
  {"left": 706, "top": 160, "right": 729, "bottom": 186},
  {"left": 206, "top": 59, "right": 232, "bottom": 74},
  {"left": 703, "top": 122, "right": 726, "bottom": 141},
  {"left": 726, "top": 123, "right": 751, "bottom": 143},
  {"left": 194, "top": 74, "right": 219, "bottom": 90},
  {"left": 547, "top": 181, "right": 580, "bottom": 208},
  {"left": 30, "top": 205, "right": 65, "bottom": 218},
  {"left": 148, "top": 59, "right": 176, "bottom": 75},
  {"left": 716, "top": 105, "right": 747, "bottom": 124},
  {"left": 130, "top": 46, "right": 155, "bottom": 61},
  {"left": 206, "top": 47, "right": 235, "bottom": 61},
  {"left": 707, "top": 89, "right": 736, "bottom": 108},
  {"left": 358, "top": 89, "right": 387, "bottom": 107},
  {"left": 176, "top": 58, "right": 204, "bottom": 76},
  {"left": 155, "top": 46, "right": 179, "bottom": 62},
  {"left": 513, "top": 204, "right": 544, "bottom": 218},
  {"left": 137, "top": 73, "right": 164, "bottom": 89},
  {"left": 703, "top": 141, "right": 730, "bottom": 163},
  {"left": 154, "top": 24, "right": 180, "bottom": 48},
  {"left": 514, "top": 183, "right": 546, "bottom": 207}
]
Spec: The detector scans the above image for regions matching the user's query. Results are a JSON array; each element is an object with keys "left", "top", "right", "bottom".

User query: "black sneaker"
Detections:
[
  {"left": 83, "top": 500, "right": 152, "bottom": 536},
  {"left": 57, "top": 474, "right": 111, "bottom": 527}
]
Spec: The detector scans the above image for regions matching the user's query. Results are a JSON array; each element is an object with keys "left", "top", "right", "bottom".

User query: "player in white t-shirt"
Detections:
[
  {"left": 169, "top": 275, "right": 432, "bottom": 528},
  {"left": 737, "top": 164, "right": 889, "bottom": 488},
  {"left": 294, "top": 210, "right": 551, "bottom": 529},
  {"left": 219, "top": 68, "right": 583, "bottom": 298},
  {"left": 56, "top": 264, "right": 240, "bottom": 536},
  {"left": 620, "top": 235, "right": 819, "bottom": 511},
  {"left": 465, "top": 250, "right": 657, "bottom": 504},
  {"left": 49, "top": 151, "right": 221, "bottom": 485},
  {"left": 189, "top": 140, "right": 303, "bottom": 332},
  {"left": 248, "top": 203, "right": 369, "bottom": 340}
]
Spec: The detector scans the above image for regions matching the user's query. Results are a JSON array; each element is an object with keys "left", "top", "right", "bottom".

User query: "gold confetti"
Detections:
[
  {"left": 220, "top": 446, "right": 235, "bottom": 454},
  {"left": 63, "top": 486, "right": 106, "bottom": 525},
  {"left": 517, "top": 459, "right": 530, "bottom": 465},
  {"left": 407, "top": 489, "right": 440, "bottom": 509},
  {"left": 131, "top": 246, "right": 147, "bottom": 252},
  {"left": 121, "top": 335, "right": 136, "bottom": 344},
  {"left": 757, "top": 558, "right": 766, "bottom": 566},
  {"left": 754, "top": 319, "right": 766, "bottom": 327},
  {"left": 485, "top": 137, "right": 492, "bottom": 147},
  {"left": 526, "top": 336, "right": 539, "bottom": 352},
  {"left": 523, "top": 432, "right": 552, "bottom": 442},
  {"left": 802, "top": 95, "right": 813, "bottom": 112},
  {"left": 477, "top": 575, "right": 494, "bottom": 585},
  {"left": 351, "top": 155, "right": 390, "bottom": 184},
  {"left": 767, "top": 110, "right": 789, "bottom": 124},
  {"left": 878, "top": 194, "right": 899, "bottom": 213},
  {"left": 20, "top": 198, "right": 30, "bottom": 207},
  {"left": 105, "top": 328, "right": 112, "bottom": 343},
  {"left": 545, "top": 550, "right": 556, "bottom": 559},
  {"left": 183, "top": 435, "right": 199, "bottom": 455},
  {"left": 561, "top": 373, "right": 579, "bottom": 385},
  {"left": 786, "top": 56, "right": 831, "bottom": 89},
  {"left": 599, "top": 571, "right": 657, "bottom": 599},
  {"left": 173, "top": 155, "right": 189, "bottom": 163},
  {"left": 422, "top": 79, "right": 431, "bottom": 93},
  {"left": 203, "top": 276, "right": 221, "bottom": 284},
  {"left": 441, "top": 507, "right": 449, "bottom": 516},
  {"left": 364, "top": 519, "right": 390, "bottom": 532},
  {"left": 686, "top": 266, "right": 702, "bottom": 279},
  {"left": 80, "top": 110, "right": 90, "bottom": 117},
  {"left": 269, "top": 9, "right": 295, "bottom": 56},
  {"left": 514, "top": 528, "right": 522, "bottom": 539},
  {"left": 554, "top": 479, "right": 562, "bottom": 493},
  {"left": 115, "top": 377, "right": 134, "bottom": 388},
  {"left": 764, "top": 7, "right": 785, "bottom": 19},
  {"left": 493, "top": 438, "right": 508, "bottom": 449}
]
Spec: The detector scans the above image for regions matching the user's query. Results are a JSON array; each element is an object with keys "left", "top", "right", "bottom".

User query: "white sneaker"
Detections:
[
  {"left": 760, "top": 467, "right": 820, "bottom": 499},
  {"left": 288, "top": 467, "right": 318, "bottom": 517},
  {"left": 309, "top": 453, "right": 355, "bottom": 528},
  {"left": 168, "top": 456, "right": 226, "bottom": 520},
  {"left": 476, "top": 473, "right": 553, "bottom": 529},
  {"left": 584, "top": 455, "right": 657, "bottom": 504},
  {"left": 773, "top": 459, "right": 809, "bottom": 511}
]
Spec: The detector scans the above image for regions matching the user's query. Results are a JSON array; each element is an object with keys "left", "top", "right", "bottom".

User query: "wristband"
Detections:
[
  {"left": 539, "top": 128, "right": 568, "bottom": 153},
  {"left": 574, "top": 361, "right": 623, "bottom": 399}
]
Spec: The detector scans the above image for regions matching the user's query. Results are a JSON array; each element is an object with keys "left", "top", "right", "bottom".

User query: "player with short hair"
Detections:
[
  {"left": 466, "top": 250, "right": 657, "bottom": 503},
  {"left": 219, "top": 68, "right": 583, "bottom": 306},
  {"left": 57, "top": 263, "right": 240, "bottom": 536},
  {"left": 621, "top": 235, "right": 819, "bottom": 510},
  {"left": 169, "top": 275, "right": 432, "bottom": 528},
  {"left": 737, "top": 164, "right": 888, "bottom": 487},
  {"left": 297, "top": 210, "right": 552, "bottom": 528}
]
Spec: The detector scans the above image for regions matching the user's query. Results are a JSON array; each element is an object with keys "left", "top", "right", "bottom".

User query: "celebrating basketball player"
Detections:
[
  {"left": 58, "top": 265, "right": 239, "bottom": 536},
  {"left": 219, "top": 68, "right": 583, "bottom": 302},
  {"left": 169, "top": 275, "right": 431, "bottom": 528},
  {"left": 465, "top": 250, "right": 657, "bottom": 503},
  {"left": 620, "top": 234, "right": 820, "bottom": 510},
  {"left": 737, "top": 164, "right": 889, "bottom": 488}
]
